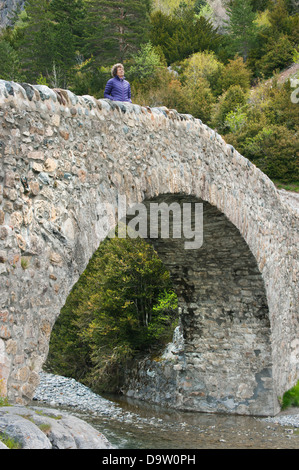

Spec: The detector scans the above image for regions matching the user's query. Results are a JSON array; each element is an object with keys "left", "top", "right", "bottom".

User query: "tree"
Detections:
[
  {"left": 182, "top": 76, "right": 216, "bottom": 123},
  {"left": 45, "top": 235, "right": 178, "bottom": 393},
  {"left": 19, "top": 0, "right": 86, "bottom": 87},
  {"left": 211, "top": 84, "right": 248, "bottom": 132},
  {"left": 222, "top": 79, "right": 299, "bottom": 183},
  {"left": 150, "top": 8, "right": 220, "bottom": 64},
  {"left": 49, "top": 0, "right": 86, "bottom": 45},
  {"left": 247, "top": 0, "right": 299, "bottom": 77},
  {"left": 224, "top": 0, "right": 259, "bottom": 61},
  {"left": 83, "top": 0, "right": 151, "bottom": 67},
  {"left": 127, "top": 41, "right": 164, "bottom": 81},
  {"left": 218, "top": 56, "right": 252, "bottom": 94},
  {"left": 0, "top": 34, "right": 23, "bottom": 81},
  {"left": 19, "top": 0, "right": 56, "bottom": 82},
  {"left": 180, "top": 50, "right": 224, "bottom": 93}
]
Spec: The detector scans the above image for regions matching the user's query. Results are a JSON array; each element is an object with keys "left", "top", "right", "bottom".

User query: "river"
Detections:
[{"left": 32, "top": 393, "right": 299, "bottom": 449}]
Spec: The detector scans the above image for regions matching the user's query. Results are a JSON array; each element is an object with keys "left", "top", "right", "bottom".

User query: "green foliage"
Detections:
[
  {"left": 221, "top": 79, "right": 299, "bottom": 183},
  {"left": 18, "top": 0, "right": 86, "bottom": 87},
  {"left": 248, "top": 0, "right": 299, "bottom": 77},
  {"left": 281, "top": 380, "right": 299, "bottom": 410},
  {"left": 149, "top": 9, "right": 220, "bottom": 64},
  {"left": 0, "top": 37, "right": 23, "bottom": 81},
  {"left": 211, "top": 85, "right": 248, "bottom": 132},
  {"left": 224, "top": 106, "right": 248, "bottom": 133},
  {"left": 83, "top": 0, "right": 151, "bottom": 67},
  {"left": 46, "top": 235, "right": 178, "bottom": 393},
  {"left": 0, "top": 433, "right": 21, "bottom": 449},
  {"left": 217, "top": 56, "right": 252, "bottom": 94},
  {"left": 223, "top": 0, "right": 259, "bottom": 60},
  {"left": 180, "top": 50, "right": 224, "bottom": 90},
  {"left": 255, "top": 34, "right": 295, "bottom": 77},
  {"left": 182, "top": 76, "right": 216, "bottom": 124},
  {"left": 241, "top": 124, "right": 299, "bottom": 180},
  {"left": 127, "top": 42, "right": 164, "bottom": 82}
]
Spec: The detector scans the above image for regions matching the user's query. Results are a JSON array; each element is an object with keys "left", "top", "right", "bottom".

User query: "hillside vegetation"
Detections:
[{"left": 0, "top": 0, "right": 297, "bottom": 186}]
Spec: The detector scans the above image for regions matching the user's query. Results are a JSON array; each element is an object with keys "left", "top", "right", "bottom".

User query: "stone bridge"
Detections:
[{"left": 0, "top": 80, "right": 298, "bottom": 416}]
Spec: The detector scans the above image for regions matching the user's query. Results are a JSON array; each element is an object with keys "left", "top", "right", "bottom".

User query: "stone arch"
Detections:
[
  {"left": 0, "top": 81, "right": 298, "bottom": 414},
  {"left": 122, "top": 194, "right": 273, "bottom": 415}
]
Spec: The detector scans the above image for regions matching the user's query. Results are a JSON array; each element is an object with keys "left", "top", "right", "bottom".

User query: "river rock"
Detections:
[{"left": 0, "top": 405, "right": 113, "bottom": 449}]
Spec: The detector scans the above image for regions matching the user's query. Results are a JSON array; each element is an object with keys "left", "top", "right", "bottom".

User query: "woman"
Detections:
[{"left": 104, "top": 63, "right": 132, "bottom": 103}]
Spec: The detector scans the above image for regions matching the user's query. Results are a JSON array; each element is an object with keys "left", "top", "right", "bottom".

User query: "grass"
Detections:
[
  {"left": 281, "top": 380, "right": 299, "bottom": 410},
  {"left": 0, "top": 396, "right": 10, "bottom": 407},
  {"left": 38, "top": 423, "right": 52, "bottom": 434},
  {"left": 273, "top": 180, "right": 299, "bottom": 193},
  {"left": 21, "top": 257, "right": 30, "bottom": 270},
  {"left": 0, "top": 432, "right": 21, "bottom": 449}
]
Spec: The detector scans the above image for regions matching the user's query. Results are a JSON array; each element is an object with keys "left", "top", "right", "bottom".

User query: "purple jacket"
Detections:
[{"left": 104, "top": 76, "right": 132, "bottom": 102}]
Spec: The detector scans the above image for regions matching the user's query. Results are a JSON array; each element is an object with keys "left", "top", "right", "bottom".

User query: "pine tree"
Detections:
[
  {"left": 150, "top": 8, "right": 220, "bottom": 64},
  {"left": 83, "top": 0, "right": 152, "bottom": 66},
  {"left": 49, "top": 0, "right": 86, "bottom": 50},
  {"left": 19, "top": 0, "right": 86, "bottom": 87},
  {"left": 224, "top": 0, "right": 259, "bottom": 61},
  {"left": 20, "top": 0, "right": 55, "bottom": 82}
]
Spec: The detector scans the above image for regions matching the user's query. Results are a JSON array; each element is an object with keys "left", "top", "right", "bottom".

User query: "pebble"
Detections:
[
  {"left": 262, "top": 414, "right": 299, "bottom": 428},
  {"left": 33, "top": 371, "right": 124, "bottom": 418}
]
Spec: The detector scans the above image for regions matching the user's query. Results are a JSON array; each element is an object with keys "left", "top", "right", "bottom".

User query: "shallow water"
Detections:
[{"left": 33, "top": 394, "right": 299, "bottom": 449}]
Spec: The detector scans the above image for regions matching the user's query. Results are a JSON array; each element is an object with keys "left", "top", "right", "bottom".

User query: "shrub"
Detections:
[
  {"left": 281, "top": 380, "right": 299, "bottom": 410},
  {"left": 256, "top": 34, "right": 295, "bottom": 78},
  {"left": 211, "top": 85, "right": 248, "bottom": 131},
  {"left": 218, "top": 56, "right": 252, "bottom": 94},
  {"left": 242, "top": 124, "right": 299, "bottom": 181}
]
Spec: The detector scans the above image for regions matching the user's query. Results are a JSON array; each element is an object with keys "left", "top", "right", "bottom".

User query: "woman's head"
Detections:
[{"left": 111, "top": 63, "right": 124, "bottom": 78}]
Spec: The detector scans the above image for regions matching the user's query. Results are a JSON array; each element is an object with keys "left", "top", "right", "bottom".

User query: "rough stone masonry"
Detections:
[{"left": 0, "top": 80, "right": 298, "bottom": 416}]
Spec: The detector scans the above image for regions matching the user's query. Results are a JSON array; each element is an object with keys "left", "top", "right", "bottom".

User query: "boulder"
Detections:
[{"left": 0, "top": 405, "right": 113, "bottom": 449}]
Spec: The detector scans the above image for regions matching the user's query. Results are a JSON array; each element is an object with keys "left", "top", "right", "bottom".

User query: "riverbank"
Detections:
[
  {"left": 32, "top": 372, "right": 299, "bottom": 428},
  {"left": 2, "top": 372, "right": 299, "bottom": 449}
]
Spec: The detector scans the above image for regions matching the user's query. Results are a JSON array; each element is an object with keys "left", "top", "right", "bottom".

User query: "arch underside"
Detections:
[{"left": 123, "top": 194, "right": 278, "bottom": 416}]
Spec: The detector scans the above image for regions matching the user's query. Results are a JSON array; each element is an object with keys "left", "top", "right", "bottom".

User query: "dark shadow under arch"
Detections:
[{"left": 122, "top": 194, "right": 276, "bottom": 416}]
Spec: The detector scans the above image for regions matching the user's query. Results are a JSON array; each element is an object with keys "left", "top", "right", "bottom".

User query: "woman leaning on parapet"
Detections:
[{"left": 104, "top": 63, "right": 132, "bottom": 103}]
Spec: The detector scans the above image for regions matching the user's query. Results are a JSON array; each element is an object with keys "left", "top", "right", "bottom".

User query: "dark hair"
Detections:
[{"left": 111, "top": 63, "right": 124, "bottom": 77}]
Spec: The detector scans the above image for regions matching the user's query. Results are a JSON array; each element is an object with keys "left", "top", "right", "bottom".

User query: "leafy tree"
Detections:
[
  {"left": 211, "top": 84, "right": 248, "bottom": 131},
  {"left": 131, "top": 65, "right": 186, "bottom": 110},
  {"left": 46, "top": 235, "right": 178, "bottom": 393},
  {"left": 180, "top": 50, "right": 223, "bottom": 88},
  {"left": 49, "top": 0, "right": 86, "bottom": 48},
  {"left": 255, "top": 34, "right": 294, "bottom": 77},
  {"left": 182, "top": 76, "right": 216, "bottom": 123},
  {"left": 250, "top": 0, "right": 270, "bottom": 11},
  {"left": 218, "top": 56, "right": 252, "bottom": 94},
  {"left": 19, "top": 0, "right": 56, "bottom": 82},
  {"left": 241, "top": 124, "right": 299, "bottom": 181},
  {"left": 222, "top": 79, "right": 299, "bottom": 183}
]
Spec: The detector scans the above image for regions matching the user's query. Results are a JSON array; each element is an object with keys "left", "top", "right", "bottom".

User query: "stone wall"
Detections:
[{"left": 0, "top": 80, "right": 298, "bottom": 415}]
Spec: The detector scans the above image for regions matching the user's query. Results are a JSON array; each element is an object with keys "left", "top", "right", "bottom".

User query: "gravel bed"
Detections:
[
  {"left": 262, "top": 413, "right": 299, "bottom": 428},
  {"left": 33, "top": 372, "right": 299, "bottom": 429},
  {"left": 33, "top": 371, "right": 124, "bottom": 418}
]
